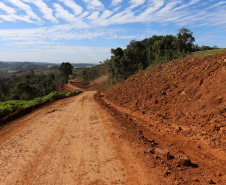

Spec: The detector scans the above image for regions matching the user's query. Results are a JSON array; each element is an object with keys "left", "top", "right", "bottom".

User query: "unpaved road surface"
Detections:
[{"left": 0, "top": 91, "right": 160, "bottom": 185}]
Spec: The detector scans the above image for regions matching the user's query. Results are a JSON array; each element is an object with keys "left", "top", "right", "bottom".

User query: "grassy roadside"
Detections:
[
  {"left": 188, "top": 48, "right": 226, "bottom": 57},
  {"left": 0, "top": 89, "right": 82, "bottom": 119}
]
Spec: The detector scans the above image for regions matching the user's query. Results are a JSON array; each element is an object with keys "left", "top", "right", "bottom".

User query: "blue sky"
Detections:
[{"left": 0, "top": 0, "right": 226, "bottom": 64}]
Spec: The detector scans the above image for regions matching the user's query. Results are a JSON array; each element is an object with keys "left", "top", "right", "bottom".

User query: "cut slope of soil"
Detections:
[
  {"left": 56, "top": 83, "right": 82, "bottom": 93},
  {"left": 70, "top": 75, "right": 108, "bottom": 91},
  {"left": 96, "top": 52, "right": 226, "bottom": 184}
]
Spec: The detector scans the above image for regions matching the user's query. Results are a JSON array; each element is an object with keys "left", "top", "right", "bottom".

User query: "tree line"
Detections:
[
  {"left": 79, "top": 28, "right": 218, "bottom": 85},
  {"left": 0, "top": 62, "right": 73, "bottom": 102}
]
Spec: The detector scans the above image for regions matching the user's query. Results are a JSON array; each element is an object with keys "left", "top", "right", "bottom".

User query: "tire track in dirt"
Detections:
[{"left": 23, "top": 110, "right": 74, "bottom": 184}]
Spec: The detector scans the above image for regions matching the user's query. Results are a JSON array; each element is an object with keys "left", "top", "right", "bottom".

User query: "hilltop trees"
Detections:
[
  {"left": 78, "top": 28, "right": 218, "bottom": 86},
  {"left": 108, "top": 28, "right": 196, "bottom": 84}
]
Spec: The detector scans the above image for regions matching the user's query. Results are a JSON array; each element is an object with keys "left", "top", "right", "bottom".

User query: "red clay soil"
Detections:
[
  {"left": 56, "top": 83, "right": 83, "bottom": 93},
  {"left": 96, "top": 52, "right": 226, "bottom": 184},
  {"left": 70, "top": 75, "right": 108, "bottom": 91}
]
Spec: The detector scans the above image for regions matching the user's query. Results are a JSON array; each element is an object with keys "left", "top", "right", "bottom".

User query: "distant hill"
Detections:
[
  {"left": 0, "top": 61, "right": 57, "bottom": 72},
  {"left": 71, "top": 63, "right": 96, "bottom": 68},
  {"left": 0, "top": 61, "right": 96, "bottom": 77}
]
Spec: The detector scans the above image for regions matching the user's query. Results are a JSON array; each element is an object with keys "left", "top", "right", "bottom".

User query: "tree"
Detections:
[
  {"left": 175, "top": 28, "right": 195, "bottom": 53},
  {"left": 14, "top": 82, "right": 38, "bottom": 100},
  {"left": 109, "top": 48, "right": 125, "bottom": 83},
  {"left": 58, "top": 62, "right": 73, "bottom": 84}
]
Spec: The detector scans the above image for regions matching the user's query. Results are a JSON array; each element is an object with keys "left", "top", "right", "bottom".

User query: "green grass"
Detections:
[
  {"left": 7, "top": 70, "right": 18, "bottom": 73},
  {"left": 188, "top": 48, "right": 226, "bottom": 57},
  {"left": 0, "top": 89, "right": 82, "bottom": 119}
]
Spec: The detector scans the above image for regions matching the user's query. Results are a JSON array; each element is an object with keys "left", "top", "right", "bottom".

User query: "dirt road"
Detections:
[{"left": 0, "top": 91, "right": 160, "bottom": 185}]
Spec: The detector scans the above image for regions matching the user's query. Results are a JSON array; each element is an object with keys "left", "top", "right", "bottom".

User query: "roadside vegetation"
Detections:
[
  {"left": 79, "top": 28, "right": 224, "bottom": 86},
  {"left": 0, "top": 61, "right": 87, "bottom": 119},
  {"left": 189, "top": 48, "right": 226, "bottom": 57},
  {"left": 0, "top": 62, "right": 85, "bottom": 102},
  {"left": 0, "top": 89, "right": 82, "bottom": 119}
]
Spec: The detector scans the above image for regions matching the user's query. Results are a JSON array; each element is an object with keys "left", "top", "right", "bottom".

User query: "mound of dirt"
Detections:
[
  {"left": 97, "top": 52, "right": 226, "bottom": 184},
  {"left": 56, "top": 82, "right": 83, "bottom": 93},
  {"left": 70, "top": 75, "right": 108, "bottom": 91}
]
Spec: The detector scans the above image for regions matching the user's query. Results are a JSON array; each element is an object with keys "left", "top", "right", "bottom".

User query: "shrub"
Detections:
[{"left": 0, "top": 89, "right": 82, "bottom": 119}]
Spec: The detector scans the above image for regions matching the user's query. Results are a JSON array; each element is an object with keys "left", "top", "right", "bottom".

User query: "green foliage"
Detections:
[
  {"left": 107, "top": 28, "right": 223, "bottom": 85},
  {"left": 0, "top": 89, "right": 82, "bottom": 119},
  {"left": 65, "top": 89, "right": 82, "bottom": 97},
  {"left": 108, "top": 32, "right": 183, "bottom": 84},
  {"left": 189, "top": 48, "right": 226, "bottom": 57},
  {"left": 175, "top": 28, "right": 195, "bottom": 53},
  {"left": 58, "top": 62, "right": 73, "bottom": 84},
  {"left": 14, "top": 82, "right": 38, "bottom": 100},
  {"left": 79, "top": 60, "right": 109, "bottom": 81},
  {"left": 0, "top": 70, "right": 59, "bottom": 101},
  {"left": 42, "top": 91, "right": 65, "bottom": 100}
]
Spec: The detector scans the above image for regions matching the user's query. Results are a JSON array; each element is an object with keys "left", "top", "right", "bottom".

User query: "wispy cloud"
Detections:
[
  {"left": 189, "top": 0, "right": 200, "bottom": 5},
  {"left": 0, "top": 25, "right": 110, "bottom": 41},
  {"left": 206, "top": 1, "right": 226, "bottom": 9},
  {"left": 100, "top": 10, "right": 113, "bottom": 19},
  {"left": 0, "top": 0, "right": 225, "bottom": 28},
  {"left": 0, "top": 14, "right": 33, "bottom": 23},
  {"left": 129, "top": 0, "right": 146, "bottom": 8},
  {"left": 0, "top": 2, "right": 16, "bottom": 14},
  {"left": 82, "top": 0, "right": 105, "bottom": 10},
  {"left": 8, "top": 0, "right": 41, "bottom": 23},
  {"left": 22, "top": 0, "right": 58, "bottom": 23},
  {"left": 111, "top": 0, "right": 123, "bottom": 7},
  {"left": 59, "top": 0, "right": 83, "bottom": 15},
  {"left": 53, "top": 3, "right": 88, "bottom": 28}
]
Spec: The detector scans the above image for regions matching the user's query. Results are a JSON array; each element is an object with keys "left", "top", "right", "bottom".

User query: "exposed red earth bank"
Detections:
[{"left": 96, "top": 52, "right": 226, "bottom": 184}]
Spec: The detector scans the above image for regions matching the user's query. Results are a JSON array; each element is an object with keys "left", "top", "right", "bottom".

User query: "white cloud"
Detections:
[
  {"left": 87, "top": 12, "right": 100, "bottom": 20},
  {"left": 0, "top": 0, "right": 225, "bottom": 42},
  {"left": 0, "top": 25, "right": 108, "bottom": 41},
  {"left": 111, "top": 0, "right": 123, "bottom": 7},
  {"left": 0, "top": 2, "right": 16, "bottom": 14},
  {"left": 22, "top": 0, "right": 58, "bottom": 23},
  {"left": 206, "top": 1, "right": 226, "bottom": 9},
  {"left": 189, "top": 0, "right": 200, "bottom": 5},
  {"left": 100, "top": 10, "right": 113, "bottom": 19},
  {"left": 8, "top": 0, "right": 41, "bottom": 22},
  {"left": 53, "top": 3, "right": 88, "bottom": 28},
  {"left": 0, "top": 14, "right": 33, "bottom": 23},
  {"left": 59, "top": 0, "right": 83, "bottom": 15},
  {"left": 129, "top": 0, "right": 146, "bottom": 8},
  {"left": 82, "top": 0, "right": 104, "bottom": 10},
  {"left": 79, "top": 11, "right": 89, "bottom": 18},
  {"left": 136, "top": 0, "right": 164, "bottom": 21},
  {"left": 112, "top": 6, "right": 121, "bottom": 12},
  {"left": 0, "top": 0, "right": 225, "bottom": 29}
]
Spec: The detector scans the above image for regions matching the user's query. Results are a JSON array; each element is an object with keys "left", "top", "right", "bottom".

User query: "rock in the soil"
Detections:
[
  {"left": 163, "top": 170, "right": 171, "bottom": 177},
  {"left": 154, "top": 148, "right": 174, "bottom": 160},
  {"left": 178, "top": 155, "right": 192, "bottom": 166},
  {"left": 192, "top": 178, "right": 200, "bottom": 182},
  {"left": 209, "top": 179, "right": 216, "bottom": 184},
  {"left": 174, "top": 126, "right": 182, "bottom": 133},
  {"left": 219, "top": 127, "right": 225, "bottom": 134}
]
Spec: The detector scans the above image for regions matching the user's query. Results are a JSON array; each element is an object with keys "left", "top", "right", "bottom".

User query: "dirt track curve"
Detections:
[{"left": 0, "top": 91, "right": 161, "bottom": 185}]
